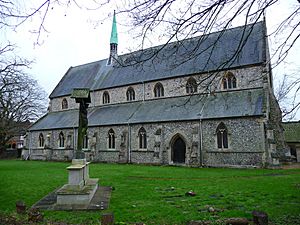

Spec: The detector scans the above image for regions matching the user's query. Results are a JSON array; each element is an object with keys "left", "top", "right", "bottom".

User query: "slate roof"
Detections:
[
  {"left": 282, "top": 122, "right": 300, "bottom": 143},
  {"left": 50, "top": 21, "right": 266, "bottom": 98},
  {"left": 30, "top": 89, "right": 264, "bottom": 131}
]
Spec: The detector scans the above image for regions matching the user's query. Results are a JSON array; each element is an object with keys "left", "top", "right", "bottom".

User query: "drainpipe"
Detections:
[
  {"left": 199, "top": 95, "right": 208, "bottom": 167},
  {"left": 128, "top": 123, "right": 131, "bottom": 163},
  {"left": 28, "top": 131, "right": 31, "bottom": 158},
  {"left": 199, "top": 119, "right": 203, "bottom": 166}
]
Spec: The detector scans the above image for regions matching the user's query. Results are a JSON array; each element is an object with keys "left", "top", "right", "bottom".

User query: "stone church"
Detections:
[{"left": 23, "top": 14, "right": 286, "bottom": 167}]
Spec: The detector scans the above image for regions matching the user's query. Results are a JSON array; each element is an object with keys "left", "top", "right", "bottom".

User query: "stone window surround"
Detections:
[
  {"left": 126, "top": 87, "right": 135, "bottom": 101},
  {"left": 186, "top": 77, "right": 198, "bottom": 94},
  {"left": 103, "top": 91, "right": 110, "bottom": 104},
  {"left": 82, "top": 134, "right": 89, "bottom": 150},
  {"left": 154, "top": 82, "right": 164, "bottom": 98},
  {"left": 38, "top": 133, "right": 44, "bottom": 148},
  {"left": 216, "top": 122, "right": 230, "bottom": 150},
  {"left": 138, "top": 127, "right": 147, "bottom": 150},
  {"left": 222, "top": 71, "right": 237, "bottom": 90},
  {"left": 58, "top": 131, "right": 65, "bottom": 148},
  {"left": 62, "top": 98, "right": 68, "bottom": 110},
  {"left": 108, "top": 129, "right": 116, "bottom": 149}
]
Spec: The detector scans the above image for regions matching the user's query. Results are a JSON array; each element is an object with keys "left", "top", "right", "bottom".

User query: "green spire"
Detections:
[{"left": 110, "top": 10, "right": 118, "bottom": 44}]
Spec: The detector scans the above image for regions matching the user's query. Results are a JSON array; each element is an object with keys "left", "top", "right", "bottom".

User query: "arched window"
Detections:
[
  {"left": 222, "top": 72, "right": 237, "bottom": 90},
  {"left": 59, "top": 132, "right": 65, "bottom": 148},
  {"left": 62, "top": 98, "right": 68, "bottom": 109},
  {"left": 126, "top": 87, "right": 135, "bottom": 101},
  {"left": 154, "top": 82, "right": 164, "bottom": 97},
  {"left": 138, "top": 127, "right": 147, "bottom": 149},
  {"left": 108, "top": 129, "right": 115, "bottom": 149},
  {"left": 83, "top": 135, "right": 88, "bottom": 149},
  {"left": 103, "top": 91, "right": 110, "bottom": 104},
  {"left": 216, "top": 122, "right": 228, "bottom": 149},
  {"left": 39, "top": 133, "right": 44, "bottom": 148},
  {"left": 186, "top": 77, "right": 197, "bottom": 94}
]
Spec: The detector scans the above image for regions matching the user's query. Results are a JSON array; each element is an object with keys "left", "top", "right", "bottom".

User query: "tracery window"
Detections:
[
  {"left": 62, "top": 98, "right": 68, "bottom": 109},
  {"left": 39, "top": 133, "right": 44, "bottom": 148},
  {"left": 222, "top": 72, "right": 237, "bottom": 90},
  {"left": 216, "top": 122, "right": 228, "bottom": 149},
  {"left": 103, "top": 91, "right": 110, "bottom": 104},
  {"left": 138, "top": 127, "right": 147, "bottom": 149},
  {"left": 59, "top": 132, "right": 65, "bottom": 148},
  {"left": 186, "top": 77, "right": 198, "bottom": 94},
  {"left": 108, "top": 129, "right": 115, "bottom": 149},
  {"left": 154, "top": 82, "right": 164, "bottom": 97},
  {"left": 126, "top": 87, "right": 135, "bottom": 101}
]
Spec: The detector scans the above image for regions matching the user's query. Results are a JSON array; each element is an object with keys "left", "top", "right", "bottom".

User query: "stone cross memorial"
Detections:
[
  {"left": 55, "top": 88, "right": 99, "bottom": 209},
  {"left": 71, "top": 88, "right": 91, "bottom": 159}
]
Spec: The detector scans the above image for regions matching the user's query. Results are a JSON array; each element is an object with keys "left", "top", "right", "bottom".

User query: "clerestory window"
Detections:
[
  {"left": 62, "top": 98, "right": 68, "bottom": 110},
  {"left": 186, "top": 77, "right": 198, "bottom": 94},
  {"left": 222, "top": 72, "right": 237, "bottom": 90},
  {"left": 103, "top": 91, "right": 110, "bottom": 104},
  {"left": 126, "top": 87, "right": 135, "bottom": 101},
  {"left": 154, "top": 82, "right": 164, "bottom": 98}
]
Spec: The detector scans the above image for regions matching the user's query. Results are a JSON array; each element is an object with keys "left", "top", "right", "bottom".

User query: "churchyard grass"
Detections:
[{"left": 0, "top": 160, "right": 300, "bottom": 224}]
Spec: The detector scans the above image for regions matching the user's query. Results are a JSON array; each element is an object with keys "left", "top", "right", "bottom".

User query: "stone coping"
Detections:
[
  {"left": 67, "top": 159, "right": 91, "bottom": 169},
  {"left": 67, "top": 164, "right": 85, "bottom": 170}
]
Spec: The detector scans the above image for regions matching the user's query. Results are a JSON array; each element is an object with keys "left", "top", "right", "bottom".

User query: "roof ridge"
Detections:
[{"left": 69, "top": 20, "right": 265, "bottom": 68}]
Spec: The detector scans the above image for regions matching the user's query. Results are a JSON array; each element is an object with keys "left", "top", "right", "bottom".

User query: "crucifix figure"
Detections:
[{"left": 71, "top": 88, "right": 91, "bottom": 159}]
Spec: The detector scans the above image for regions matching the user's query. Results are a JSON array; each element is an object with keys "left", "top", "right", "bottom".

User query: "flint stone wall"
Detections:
[
  {"left": 26, "top": 117, "right": 266, "bottom": 167},
  {"left": 202, "top": 118, "right": 265, "bottom": 166}
]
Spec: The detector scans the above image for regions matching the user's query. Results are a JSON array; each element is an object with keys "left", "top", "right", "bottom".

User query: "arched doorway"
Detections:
[{"left": 172, "top": 136, "right": 186, "bottom": 163}]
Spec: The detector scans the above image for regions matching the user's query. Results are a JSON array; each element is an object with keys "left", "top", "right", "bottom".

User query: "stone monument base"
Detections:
[
  {"left": 55, "top": 159, "right": 99, "bottom": 209},
  {"left": 32, "top": 186, "right": 112, "bottom": 211},
  {"left": 32, "top": 158, "right": 112, "bottom": 211},
  {"left": 56, "top": 178, "right": 98, "bottom": 207}
]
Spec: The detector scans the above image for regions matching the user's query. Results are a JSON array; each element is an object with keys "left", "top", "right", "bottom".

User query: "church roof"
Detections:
[
  {"left": 49, "top": 21, "right": 266, "bottom": 99},
  {"left": 30, "top": 89, "right": 264, "bottom": 131}
]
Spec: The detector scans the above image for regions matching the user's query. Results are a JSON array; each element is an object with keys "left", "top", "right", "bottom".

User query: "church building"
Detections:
[{"left": 23, "top": 13, "right": 287, "bottom": 167}]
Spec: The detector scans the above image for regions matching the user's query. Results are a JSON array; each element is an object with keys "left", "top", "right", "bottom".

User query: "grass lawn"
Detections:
[{"left": 0, "top": 160, "right": 300, "bottom": 224}]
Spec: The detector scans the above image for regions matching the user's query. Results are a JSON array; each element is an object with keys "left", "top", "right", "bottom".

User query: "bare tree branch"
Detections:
[
  {"left": 0, "top": 44, "right": 47, "bottom": 153},
  {"left": 1, "top": 0, "right": 300, "bottom": 119}
]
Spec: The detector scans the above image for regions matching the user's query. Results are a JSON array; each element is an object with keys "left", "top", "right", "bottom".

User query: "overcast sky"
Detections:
[{"left": 1, "top": 0, "right": 299, "bottom": 118}]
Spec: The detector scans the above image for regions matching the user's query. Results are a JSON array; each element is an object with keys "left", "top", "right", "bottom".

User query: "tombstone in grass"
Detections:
[{"left": 55, "top": 88, "right": 99, "bottom": 209}]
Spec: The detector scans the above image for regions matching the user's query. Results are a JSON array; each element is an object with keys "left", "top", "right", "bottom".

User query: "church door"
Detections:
[{"left": 172, "top": 136, "right": 186, "bottom": 163}]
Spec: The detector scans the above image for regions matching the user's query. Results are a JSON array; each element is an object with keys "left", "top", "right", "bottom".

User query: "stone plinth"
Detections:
[
  {"left": 66, "top": 159, "right": 90, "bottom": 189},
  {"left": 56, "top": 179, "right": 98, "bottom": 206},
  {"left": 56, "top": 159, "right": 99, "bottom": 208}
]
